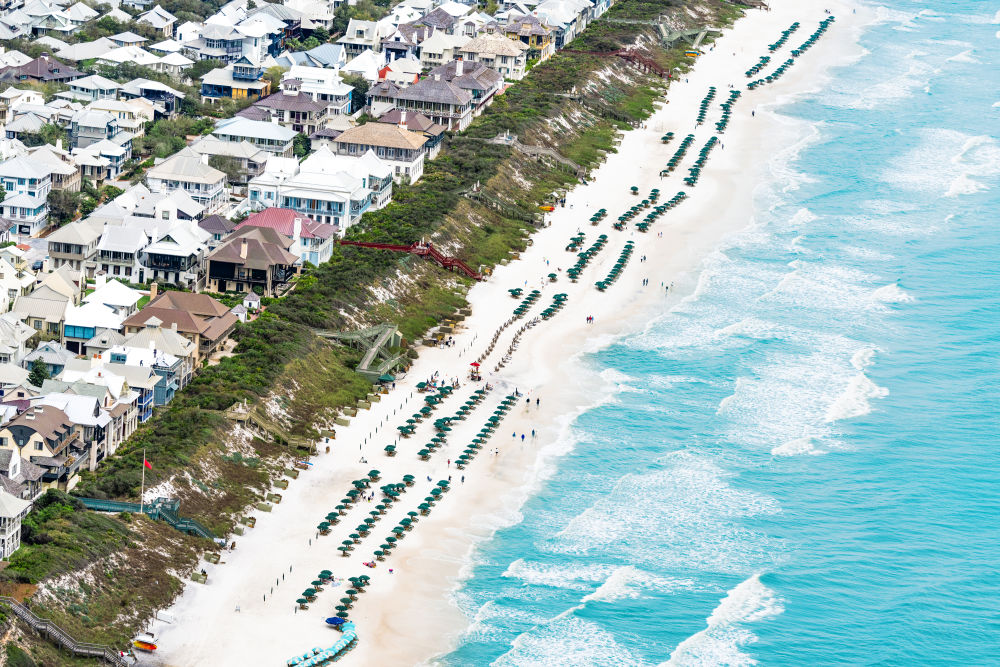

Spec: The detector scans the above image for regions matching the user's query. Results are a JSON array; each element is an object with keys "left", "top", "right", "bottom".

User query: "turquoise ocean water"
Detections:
[{"left": 441, "top": 4, "right": 1000, "bottom": 665}]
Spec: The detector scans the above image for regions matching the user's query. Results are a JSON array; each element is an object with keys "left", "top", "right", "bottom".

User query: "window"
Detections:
[{"left": 34, "top": 442, "right": 43, "bottom": 451}]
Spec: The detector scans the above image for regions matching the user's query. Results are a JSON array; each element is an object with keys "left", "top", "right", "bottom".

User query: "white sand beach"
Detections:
[{"left": 149, "top": 2, "right": 869, "bottom": 664}]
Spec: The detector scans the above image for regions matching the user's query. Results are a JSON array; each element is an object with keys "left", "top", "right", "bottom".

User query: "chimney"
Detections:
[
  {"left": 293, "top": 217, "right": 302, "bottom": 240},
  {"left": 456, "top": 60, "right": 463, "bottom": 76},
  {"left": 149, "top": 282, "right": 158, "bottom": 301},
  {"left": 240, "top": 239, "right": 248, "bottom": 259},
  {"left": 56, "top": 138, "right": 62, "bottom": 151},
  {"left": 96, "top": 273, "right": 107, "bottom": 287},
  {"left": 399, "top": 110, "right": 406, "bottom": 128},
  {"left": 201, "top": 153, "right": 209, "bottom": 165}
]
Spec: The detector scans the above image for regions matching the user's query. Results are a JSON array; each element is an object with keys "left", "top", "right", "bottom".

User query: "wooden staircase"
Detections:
[{"left": 0, "top": 596, "right": 130, "bottom": 666}]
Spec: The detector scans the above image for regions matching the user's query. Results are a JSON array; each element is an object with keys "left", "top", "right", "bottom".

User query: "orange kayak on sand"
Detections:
[{"left": 132, "top": 639, "right": 157, "bottom": 651}]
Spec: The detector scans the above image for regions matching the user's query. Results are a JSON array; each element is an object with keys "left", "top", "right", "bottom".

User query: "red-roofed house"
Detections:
[{"left": 235, "top": 207, "right": 337, "bottom": 266}]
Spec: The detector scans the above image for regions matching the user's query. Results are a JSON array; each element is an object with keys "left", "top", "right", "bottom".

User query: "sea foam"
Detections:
[
  {"left": 663, "top": 574, "right": 784, "bottom": 667},
  {"left": 824, "top": 372, "right": 889, "bottom": 423}
]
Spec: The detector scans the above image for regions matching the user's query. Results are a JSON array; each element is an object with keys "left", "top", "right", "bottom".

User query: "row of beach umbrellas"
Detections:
[
  {"left": 749, "top": 17, "right": 833, "bottom": 90},
  {"left": 663, "top": 134, "right": 695, "bottom": 176},
  {"left": 334, "top": 476, "right": 413, "bottom": 556},
  {"left": 457, "top": 394, "right": 516, "bottom": 470},
  {"left": 683, "top": 136, "right": 719, "bottom": 188},
  {"left": 716, "top": 90, "right": 741, "bottom": 134},
  {"left": 589, "top": 208, "right": 608, "bottom": 225},
  {"left": 566, "top": 232, "right": 586, "bottom": 252},
  {"left": 512, "top": 289, "right": 542, "bottom": 319},
  {"left": 617, "top": 189, "right": 661, "bottom": 231},
  {"left": 595, "top": 241, "right": 635, "bottom": 292},
  {"left": 768, "top": 21, "right": 800, "bottom": 53},
  {"left": 696, "top": 86, "right": 717, "bottom": 125},
  {"left": 540, "top": 293, "right": 569, "bottom": 320},
  {"left": 745, "top": 54, "right": 771, "bottom": 78},
  {"left": 636, "top": 191, "right": 687, "bottom": 233},
  {"left": 791, "top": 16, "right": 834, "bottom": 58},
  {"left": 418, "top": 388, "right": 490, "bottom": 461},
  {"left": 747, "top": 57, "right": 794, "bottom": 90},
  {"left": 566, "top": 234, "right": 608, "bottom": 282}
]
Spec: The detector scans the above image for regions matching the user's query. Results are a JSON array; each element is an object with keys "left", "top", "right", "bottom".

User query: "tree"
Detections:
[
  {"left": 47, "top": 189, "right": 80, "bottom": 226},
  {"left": 264, "top": 65, "right": 287, "bottom": 92},
  {"left": 301, "top": 36, "right": 321, "bottom": 50},
  {"left": 341, "top": 74, "right": 369, "bottom": 113},
  {"left": 80, "top": 196, "right": 97, "bottom": 217},
  {"left": 312, "top": 27, "right": 330, "bottom": 44},
  {"left": 28, "top": 359, "right": 49, "bottom": 387},
  {"left": 209, "top": 155, "right": 244, "bottom": 184},
  {"left": 101, "top": 185, "right": 124, "bottom": 202},
  {"left": 292, "top": 133, "right": 311, "bottom": 158},
  {"left": 0, "top": 184, "right": 5, "bottom": 205},
  {"left": 22, "top": 124, "right": 69, "bottom": 148},
  {"left": 189, "top": 59, "right": 224, "bottom": 80}
]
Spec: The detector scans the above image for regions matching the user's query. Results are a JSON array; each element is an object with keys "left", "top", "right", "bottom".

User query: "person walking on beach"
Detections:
[{"left": 521, "top": 433, "right": 525, "bottom": 443}]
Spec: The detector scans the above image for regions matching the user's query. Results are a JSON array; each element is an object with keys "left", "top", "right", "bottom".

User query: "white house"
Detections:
[
  {"left": 212, "top": 117, "right": 297, "bottom": 157},
  {"left": 332, "top": 122, "right": 427, "bottom": 184},
  {"left": 283, "top": 66, "right": 354, "bottom": 116},
  {"left": 460, "top": 33, "right": 529, "bottom": 80},
  {"left": 247, "top": 147, "right": 379, "bottom": 231},
  {"left": 145, "top": 148, "right": 228, "bottom": 214},
  {"left": 0, "top": 155, "right": 51, "bottom": 236},
  {"left": 0, "top": 490, "right": 31, "bottom": 559}
]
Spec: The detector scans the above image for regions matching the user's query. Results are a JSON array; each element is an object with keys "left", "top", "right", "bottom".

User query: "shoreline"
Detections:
[{"left": 150, "top": 2, "right": 871, "bottom": 665}]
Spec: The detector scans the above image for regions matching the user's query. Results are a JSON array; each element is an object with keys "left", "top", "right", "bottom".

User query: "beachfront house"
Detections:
[
  {"left": 459, "top": 34, "right": 529, "bottom": 80},
  {"left": 368, "top": 71, "right": 474, "bottom": 131},
  {"left": 0, "top": 490, "right": 31, "bottom": 558},
  {"left": 0, "top": 450, "right": 45, "bottom": 503},
  {"left": 205, "top": 225, "right": 299, "bottom": 296},
  {"left": 377, "top": 110, "right": 445, "bottom": 161},
  {"left": 332, "top": 122, "right": 427, "bottom": 184},
  {"left": 0, "top": 404, "right": 87, "bottom": 492},
  {"left": 246, "top": 147, "right": 383, "bottom": 230},
  {"left": 122, "top": 291, "right": 237, "bottom": 365},
  {"left": 235, "top": 206, "right": 338, "bottom": 266}
]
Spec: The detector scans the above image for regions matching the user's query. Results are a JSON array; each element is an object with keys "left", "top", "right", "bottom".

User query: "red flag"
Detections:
[{"left": 143, "top": 458, "right": 152, "bottom": 470}]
